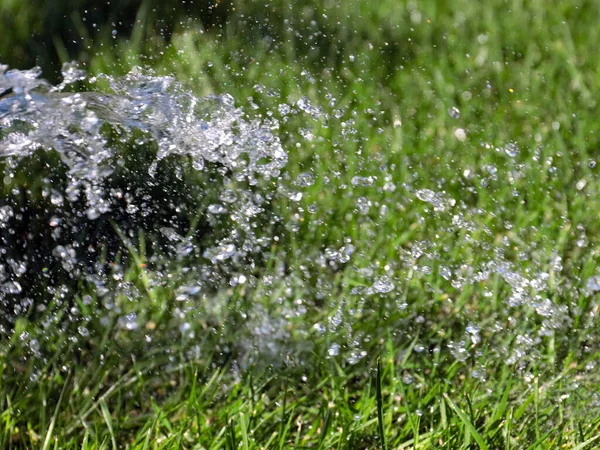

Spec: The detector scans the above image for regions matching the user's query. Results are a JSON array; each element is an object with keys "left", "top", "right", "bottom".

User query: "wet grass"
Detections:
[{"left": 3, "top": 0, "right": 600, "bottom": 448}]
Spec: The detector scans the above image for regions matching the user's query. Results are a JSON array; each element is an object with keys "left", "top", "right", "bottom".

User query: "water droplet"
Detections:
[
  {"left": 288, "top": 191, "right": 303, "bottom": 202},
  {"left": 297, "top": 96, "right": 312, "bottom": 113},
  {"left": 208, "top": 204, "right": 227, "bottom": 214},
  {"left": 504, "top": 142, "right": 519, "bottom": 157},
  {"left": 586, "top": 276, "right": 600, "bottom": 293},
  {"left": 371, "top": 276, "right": 395, "bottom": 294},
  {"left": 327, "top": 343, "right": 340, "bottom": 357},
  {"left": 2, "top": 281, "right": 22, "bottom": 294},
  {"left": 49, "top": 216, "right": 62, "bottom": 227},
  {"left": 448, "top": 106, "right": 460, "bottom": 119},
  {"left": 454, "top": 128, "right": 467, "bottom": 141},
  {"left": 50, "top": 190, "right": 64, "bottom": 205}
]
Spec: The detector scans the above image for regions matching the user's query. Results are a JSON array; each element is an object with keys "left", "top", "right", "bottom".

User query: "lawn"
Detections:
[{"left": 2, "top": 0, "right": 600, "bottom": 448}]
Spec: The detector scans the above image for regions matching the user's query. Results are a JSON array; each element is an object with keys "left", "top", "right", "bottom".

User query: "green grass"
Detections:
[{"left": 3, "top": 0, "right": 600, "bottom": 448}]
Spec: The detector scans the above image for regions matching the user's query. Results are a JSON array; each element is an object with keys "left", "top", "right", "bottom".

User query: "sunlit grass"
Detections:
[{"left": 2, "top": 0, "right": 600, "bottom": 448}]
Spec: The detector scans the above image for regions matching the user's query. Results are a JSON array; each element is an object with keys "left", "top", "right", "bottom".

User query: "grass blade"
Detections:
[
  {"left": 99, "top": 399, "right": 117, "bottom": 450},
  {"left": 524, "top": 430, "right": 552, "bottom": 450},
  {"left": 376, "top": 358, "right": 387, "bottom": 450},
  {"left": 317, "top": 409, "right": 331, "bottom": 449},
  {"left": 42, "top": 372, "right": 71, "bottom": 450},
  {"left": 240, "top": 412, "right": 250, "bottom": 450},
  {"left": 228, "top": 416, "right": 237, "bottom": 450},
  {"left": 141, "top": 415, "right": 159, "bottom": 450},
  {"left": 444, "top": 393, "right": 488, "bottom": 450},
  {"left": 571, "top": 434, "right": 600, "bottom": 450}
]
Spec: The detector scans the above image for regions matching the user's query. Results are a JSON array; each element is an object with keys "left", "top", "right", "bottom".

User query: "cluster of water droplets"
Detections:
[
  {"left": 297, "top": 147, "right": 591, "bottom": 375},
  {"left": 1, "top": 63, "right": 597, "bottom": 388},
  {"left": 1, "top": 62, "right": 286, "bottom": 189},
  {"left": 0, "top": 62, "right": 289, "bottom": 336}
]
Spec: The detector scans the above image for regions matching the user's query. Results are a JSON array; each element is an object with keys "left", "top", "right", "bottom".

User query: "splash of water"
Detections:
[
  {"left": 0, "top": 62, "right": 590, "bottom": 381},
  {"left": 0, "top": 62, "right": 287, "bottom": 331}
]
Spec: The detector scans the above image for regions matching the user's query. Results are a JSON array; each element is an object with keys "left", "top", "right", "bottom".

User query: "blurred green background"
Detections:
[{"left": 0, "top": 0, "right": 228, "bottom": 80}]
